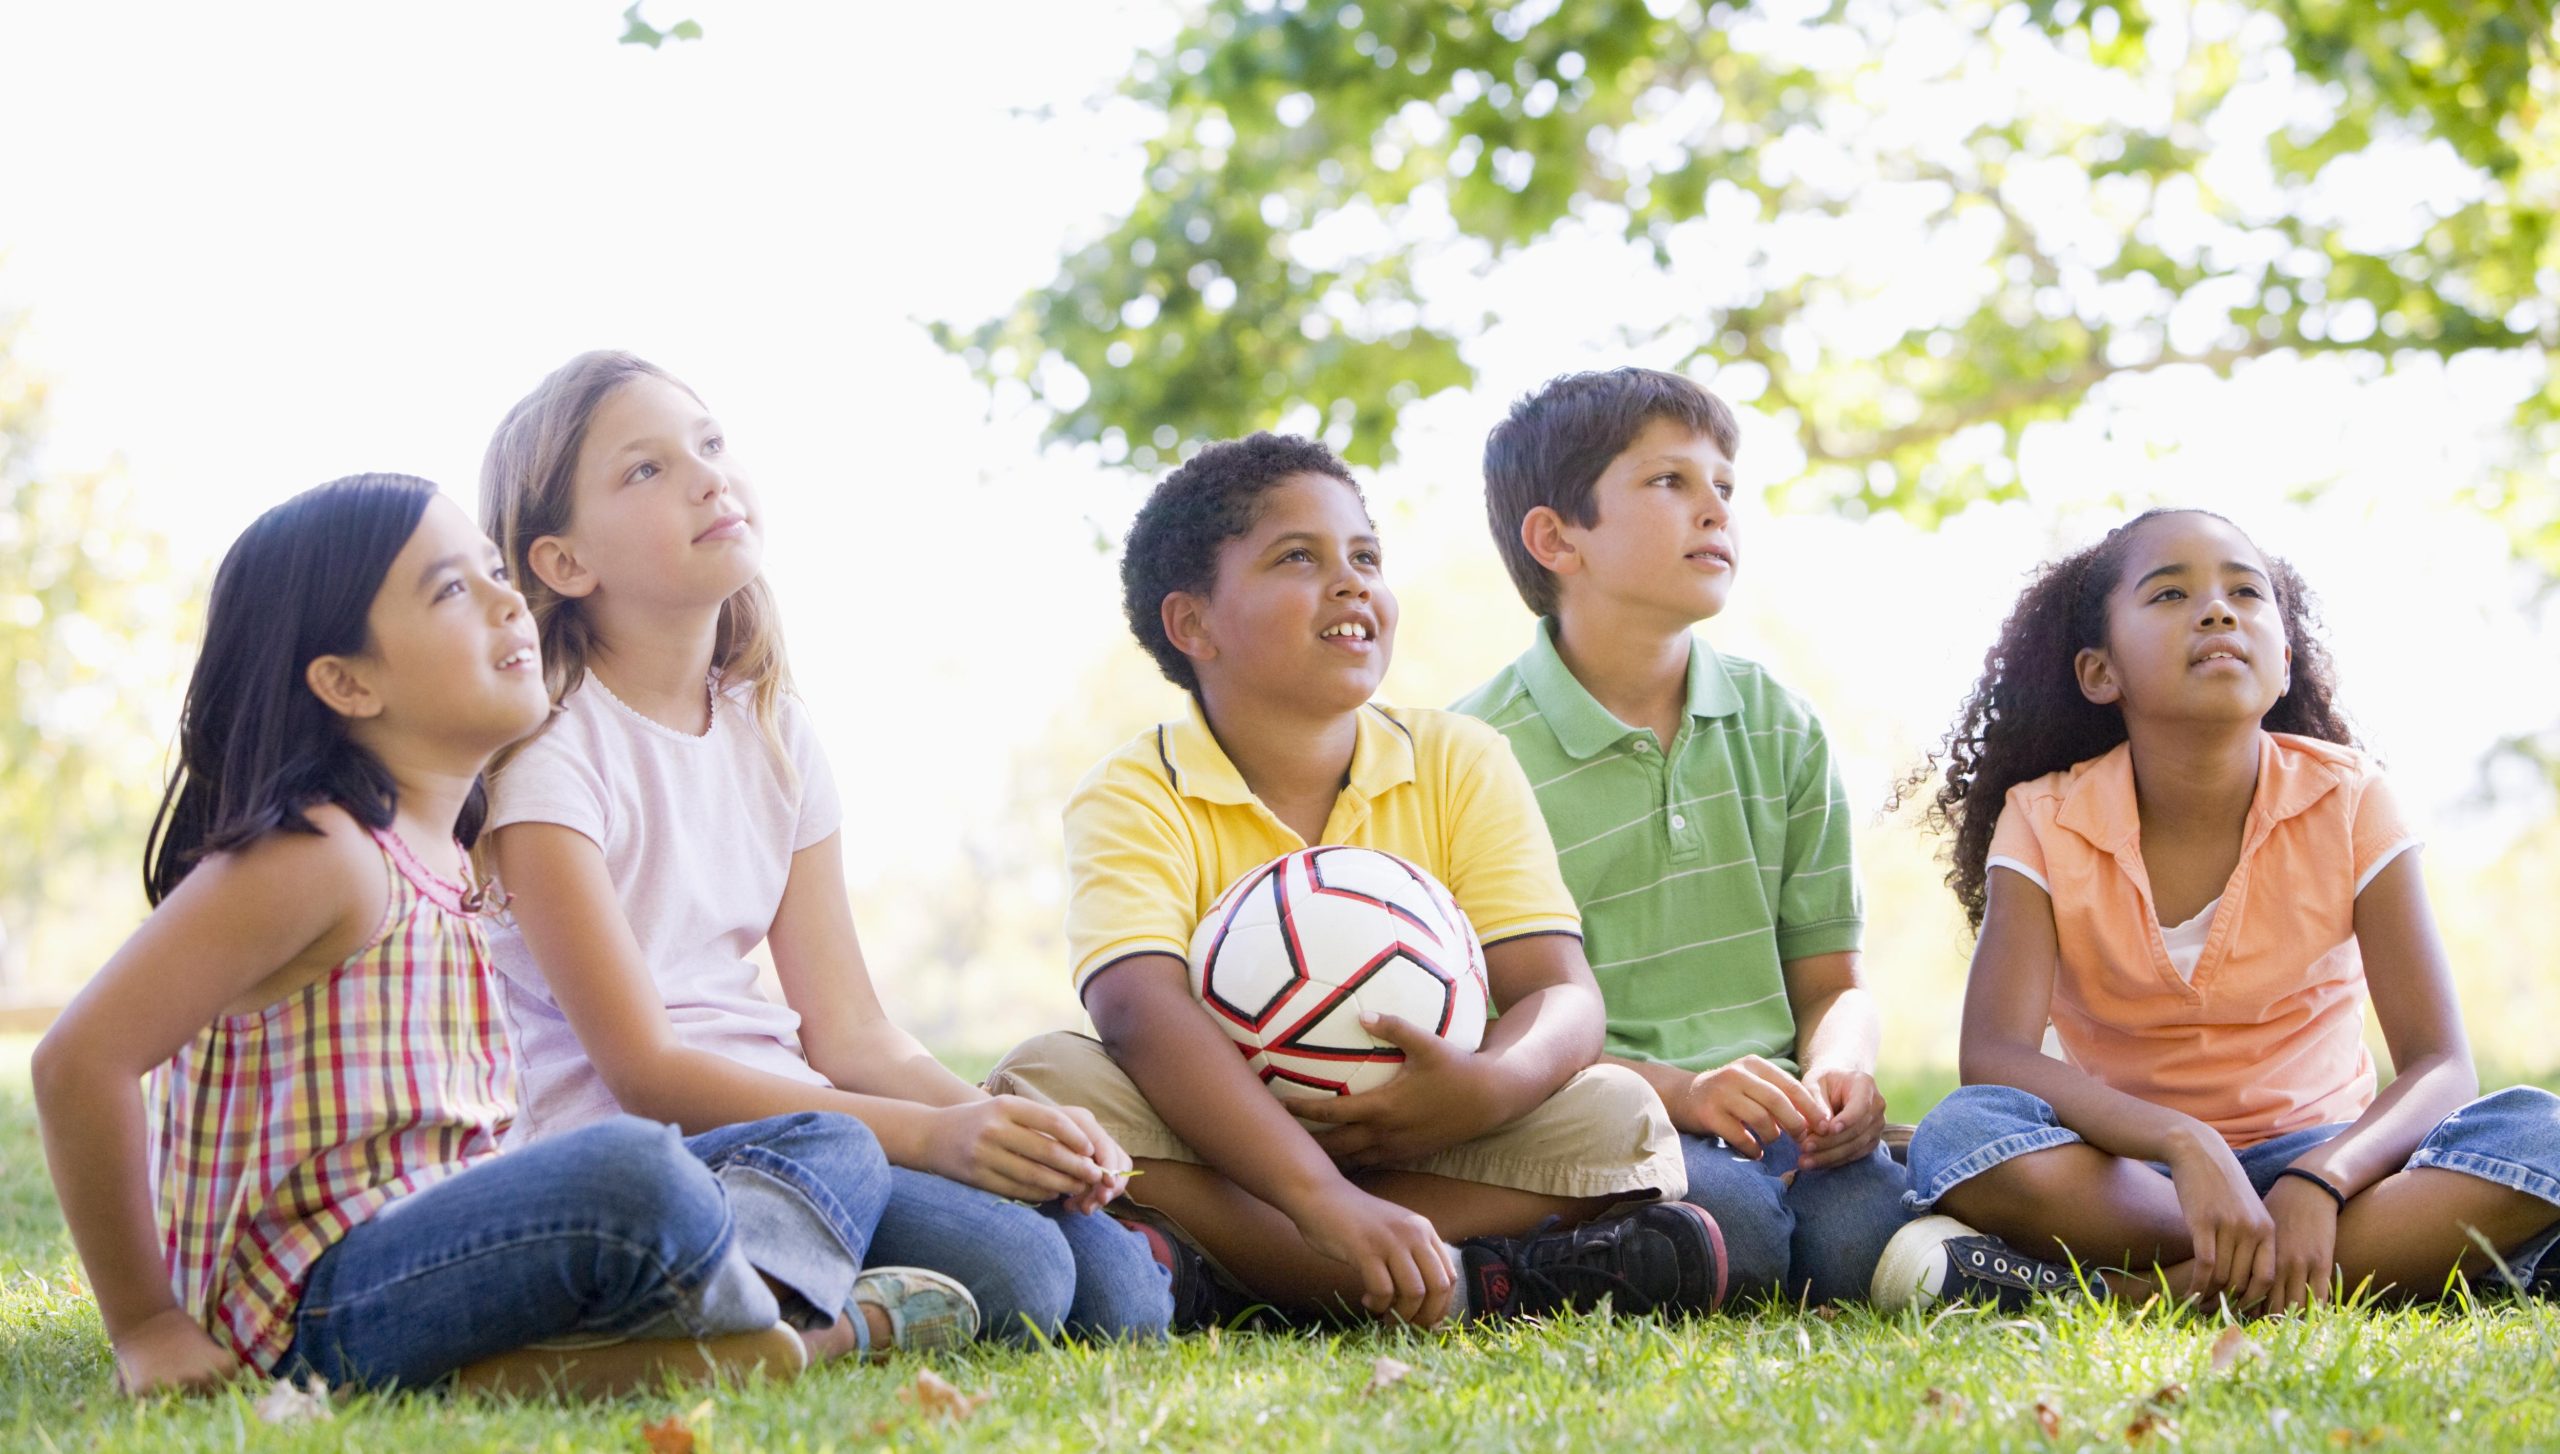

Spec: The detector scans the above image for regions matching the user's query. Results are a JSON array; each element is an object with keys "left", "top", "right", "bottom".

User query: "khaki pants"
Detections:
[{"left": 988, "top": 1031, "right": 1687, "bottom": 1204}]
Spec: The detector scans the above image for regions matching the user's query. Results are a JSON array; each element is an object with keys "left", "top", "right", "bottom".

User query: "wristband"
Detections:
[{"left": 2274, "top": 1166, "right": 2348, "bottom": 1209}]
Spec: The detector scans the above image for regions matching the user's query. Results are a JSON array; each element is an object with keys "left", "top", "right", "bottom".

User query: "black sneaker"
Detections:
[
  {"left": 1456, "top": 1202, "right": 1729, "bottom": 1318},
  {"left": 1869, "top": 1215, "right": 2108, "bottom": 1312},
  {"left": 1119, "top": 1217, "right": 1256, "bottom": 1332}
]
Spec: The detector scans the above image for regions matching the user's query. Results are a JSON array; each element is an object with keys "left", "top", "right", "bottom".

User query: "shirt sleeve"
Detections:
[
  {"left": 1985, "top": 789, "right": 2051, "bottom": 896},
  {"left": 785, "top": 698, "right": 844, "bottom": 853},
  {"left": 484, "top": 721, "right": 611, "bottom": 848},
  {"left": 1064, "top": 762, "right": 1201, "bottom": 995},
  {"left": 2349, "top": 762, "right": 2421, "bottom": 894},
  {"left": 1438, "top": 722, "right": 1582, "bottom": 946},
  {"left": 1772, "top": 710, "right": 1863, "bottom": 960}
]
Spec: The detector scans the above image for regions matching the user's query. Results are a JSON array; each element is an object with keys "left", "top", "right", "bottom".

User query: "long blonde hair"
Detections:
[{"left": 480, "top": 350, "right": 797, "bottom": 779}]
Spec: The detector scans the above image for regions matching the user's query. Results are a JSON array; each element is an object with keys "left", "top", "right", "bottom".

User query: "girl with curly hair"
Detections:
[{"left": 1872, "top": 508, "right": 2560, "bottom": 1316}]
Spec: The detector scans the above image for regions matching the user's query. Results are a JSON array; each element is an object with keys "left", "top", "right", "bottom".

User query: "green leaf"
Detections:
[
  {"left": 617, "top": 2, "right": 663, "bottom": 50},
  {"left": 938, "top": 0, "right": 2560, "bottom": 545}
]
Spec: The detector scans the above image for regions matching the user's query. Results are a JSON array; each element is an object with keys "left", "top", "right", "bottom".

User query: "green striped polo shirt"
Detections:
[{"left": 1451, "top": 620, "right": 1863, "bottom": 1074}]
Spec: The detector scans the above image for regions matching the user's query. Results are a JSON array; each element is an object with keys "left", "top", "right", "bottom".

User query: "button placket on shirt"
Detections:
[{"left": 1649, "top": 728, "right": 1706, "bottom": 864}]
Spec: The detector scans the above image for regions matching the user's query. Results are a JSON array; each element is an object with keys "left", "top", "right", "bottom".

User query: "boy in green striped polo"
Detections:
[{"left": 1452, "top": 368, "right": 1913, "bottom": 1306}]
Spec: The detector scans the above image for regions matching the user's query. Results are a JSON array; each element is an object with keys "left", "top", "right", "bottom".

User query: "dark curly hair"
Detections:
[
  {"left": 1899, "top": 508, "right": 2357, "bottom": 930},
  {"left": 1121, "top": 432, "right": 1364, "bottom": 693}
]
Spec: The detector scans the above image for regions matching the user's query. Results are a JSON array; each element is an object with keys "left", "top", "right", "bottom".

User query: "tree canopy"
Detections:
[{"left": 941, "top": 0, "right": 2556, "bottom": 576}]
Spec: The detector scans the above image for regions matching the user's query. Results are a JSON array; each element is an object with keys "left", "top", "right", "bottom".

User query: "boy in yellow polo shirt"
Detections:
[{"left": 991, "top": 433, "right": 1724, "bottom": 1329}]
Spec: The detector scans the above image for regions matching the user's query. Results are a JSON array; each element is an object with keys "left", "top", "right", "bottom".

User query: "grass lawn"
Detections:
[{"left": 5, "top": 1040, "right": 2557, "bottom": 1452}]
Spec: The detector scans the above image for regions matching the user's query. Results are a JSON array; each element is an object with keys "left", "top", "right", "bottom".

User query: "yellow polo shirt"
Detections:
[{"left": 1066, "top": 698, "right": 1584, "bottom": 994}]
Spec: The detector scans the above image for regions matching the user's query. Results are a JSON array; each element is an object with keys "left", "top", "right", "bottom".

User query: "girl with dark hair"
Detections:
[
  {"left": 32, "top": 476, "right": 904, "bottom": 1396},
  {"left": 1874, "top": 508, "right": 2560, "bottom": 1315}
]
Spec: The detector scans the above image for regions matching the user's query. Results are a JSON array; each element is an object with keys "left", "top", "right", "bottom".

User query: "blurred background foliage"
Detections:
[
  {"left": 946, "top": 0, "right": 2558, "bottom": 578},
  {"left": 0, "top": 311, "right": 198, "bottom": 997}
]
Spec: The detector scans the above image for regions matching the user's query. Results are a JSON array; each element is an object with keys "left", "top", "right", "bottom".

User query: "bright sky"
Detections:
[{"left": 5, "top": 2, "right": 2554, "bottom": 1042}]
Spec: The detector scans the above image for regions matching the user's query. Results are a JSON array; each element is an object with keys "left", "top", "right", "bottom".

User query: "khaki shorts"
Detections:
[{"left": 987, "top": 1031, "right": 1687, "bottom": 1204}]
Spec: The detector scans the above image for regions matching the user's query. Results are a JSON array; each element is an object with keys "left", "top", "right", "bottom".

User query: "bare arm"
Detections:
[
  {"left": 1958, "top": 868, "right": 2217, "bottom": 1164},
  {"left": 1788, "top": 950, "right": 1879, "bottom": 1080},
  {"left": 1471, "top": 932, "right": 1607, "bottom": 1111},
  {"left": 1965, "top": 865, "right": 2282, "bottom": 1299},
  {"left": 1596, "top": 955, "right": 1861, "bottom": 1159},
  {"left": 1298, "top": 932, "right": 1606, "bottom": 1165},
  {"left": 491, "top": 822, "right": 1105, "bottom": 1200},
  {"left": 32, "top": 814, "right": 381, "bottom": 1393},
  {"left": 2284, "top": 851, "right": 2477, "bottom": 1196},
  {"left": 1085, "top": 955, "right": 1455, "bottom": 1321},
  {"left": 1786, "top": 950, "right": 1888, "bottom": 1167},
  {"left": 1086, "top": 954, "right": 1358, "bottom": 1214},
  {"left": 491, "top": 822, "right": 932, "bottom": 1139},
  {"left": 768, "top": 831, "right": 977, "bottom": 1108},
  {"left": 767, "top": 831, "right": 1124, "bottom": 1207}
]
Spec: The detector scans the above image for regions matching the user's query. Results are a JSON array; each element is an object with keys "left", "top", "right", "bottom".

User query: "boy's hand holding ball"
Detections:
[{"left": 1297, "top": 1011, "right": 1509, "bottom": 1168}]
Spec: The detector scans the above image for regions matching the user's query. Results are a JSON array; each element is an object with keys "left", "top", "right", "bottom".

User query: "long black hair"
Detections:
[
  {"left": 1898, "top": 508, "right": 2357, "bottom": 931},
  {"left": 144, "top": 474, "right": 485, "bottom": 904}
]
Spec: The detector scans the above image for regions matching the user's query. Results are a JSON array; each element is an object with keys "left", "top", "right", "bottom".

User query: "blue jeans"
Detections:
[
  {"left": 1906, "top": 1084, "right": 2560, "bottom": 1278},
  {"left": 1680, "top": 1132, "right": 1914, "bottom": 1306},
  {"left": 869, "top": 1168, "right": 1170, "bottom": 1342},
  {"left": 281, "top": 1111, "right": 888, "bottom": 1389}
]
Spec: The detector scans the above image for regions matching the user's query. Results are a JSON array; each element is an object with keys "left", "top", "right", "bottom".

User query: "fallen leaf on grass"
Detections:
[
  {"left": 639, "top": 1412, "right": 696, "bottom": 1454},
  {"left": 253, "top": 1377, "right": 330, "bottom": 1425},
  {"left": 900, "top": 1368, "right": 990, "bottom": 1421},
  {"left": 2034, "top": 1398, "right": 2063, "bottom": 1439},
  {"left": 2125, "top": 1409, "right": 2175, "bottom": 1444},
  {"left": 1364, "top": 1356, "right": 1415, "bottom": 1396},
  {"left": 1915, "top": 1387, "right": 1972, "bottom": 1427},
  {"left": 2209, "top": 1325, "right": 2265, "bottom": 1372},
  {"left": 1810, "top": 1304, "right": 1841, "bottom": 1322},
  {"left": 2148, "top": 1382, "right": 2187, "bottom": 1407}
]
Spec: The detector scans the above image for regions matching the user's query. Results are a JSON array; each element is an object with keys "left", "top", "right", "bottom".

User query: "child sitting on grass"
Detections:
[
  {"left": 1879, "top": 507, "right": 2560, "bottom": 1314},
  {"left": 478, "top": 352, "right": 1167, "bottom": 1347},
  {"left": 1454, "top": 368, "right": 1912, "bottom": 1307},
  {"left": 990, "top": 432, "right": 1728, "bottom": 1329},
  {"left": 34, "top": 476, "right": 894, "bottom": 1395}
]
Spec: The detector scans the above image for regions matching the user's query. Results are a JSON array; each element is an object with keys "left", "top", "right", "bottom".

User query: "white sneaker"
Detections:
[{"left": 1870, "top": 1214, "right": 2107, "bottom": 1312}]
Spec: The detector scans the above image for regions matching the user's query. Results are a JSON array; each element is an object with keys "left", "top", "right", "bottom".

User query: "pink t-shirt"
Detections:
[{"left": 485, "top": 676, "right": 842, "bottom": 1140}]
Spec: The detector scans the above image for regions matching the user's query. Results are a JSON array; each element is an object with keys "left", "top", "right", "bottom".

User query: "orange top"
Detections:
[{"left": 1987, "top": 733, "right": 2417, "bottom": 1148}]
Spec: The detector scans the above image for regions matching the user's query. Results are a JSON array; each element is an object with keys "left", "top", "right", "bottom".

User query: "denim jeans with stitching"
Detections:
[
  {"left": 280, "top": 1110, "right": 887, "bottom": 1388},
  {"left": 1680, "top": 1131, "right": 1914, "bottom": 1306},
  {"left": 868, "top": 1167, "right": 1171, "bottom": 1343},
  {"left": 1905, "top": 1083, "right": 2560, "bottom": 1281}
]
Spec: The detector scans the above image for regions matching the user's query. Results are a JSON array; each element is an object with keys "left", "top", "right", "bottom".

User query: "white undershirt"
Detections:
[{"left": 2159, "top": 895, "right": 2221, "bottom": 983}]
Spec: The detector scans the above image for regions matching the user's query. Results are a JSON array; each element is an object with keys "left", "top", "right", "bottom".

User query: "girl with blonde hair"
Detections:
[{"left": 478, "top": 352, "right": 1172, "bottom": 1345}]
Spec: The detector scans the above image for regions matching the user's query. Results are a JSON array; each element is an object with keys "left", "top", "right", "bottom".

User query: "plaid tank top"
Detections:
[{"left": 147, "top": 827, "right": 517, "bottom": 1371}]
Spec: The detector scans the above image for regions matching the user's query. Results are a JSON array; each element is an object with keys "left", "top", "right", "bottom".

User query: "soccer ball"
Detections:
[{"left": 1187, "top": 846, "right": 1491, "bottom": 1118}]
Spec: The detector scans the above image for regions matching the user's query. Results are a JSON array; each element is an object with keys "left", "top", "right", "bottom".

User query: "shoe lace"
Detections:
[{"left": 1483, "top": 1216, "right": 1658, "bottom": 1315}]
